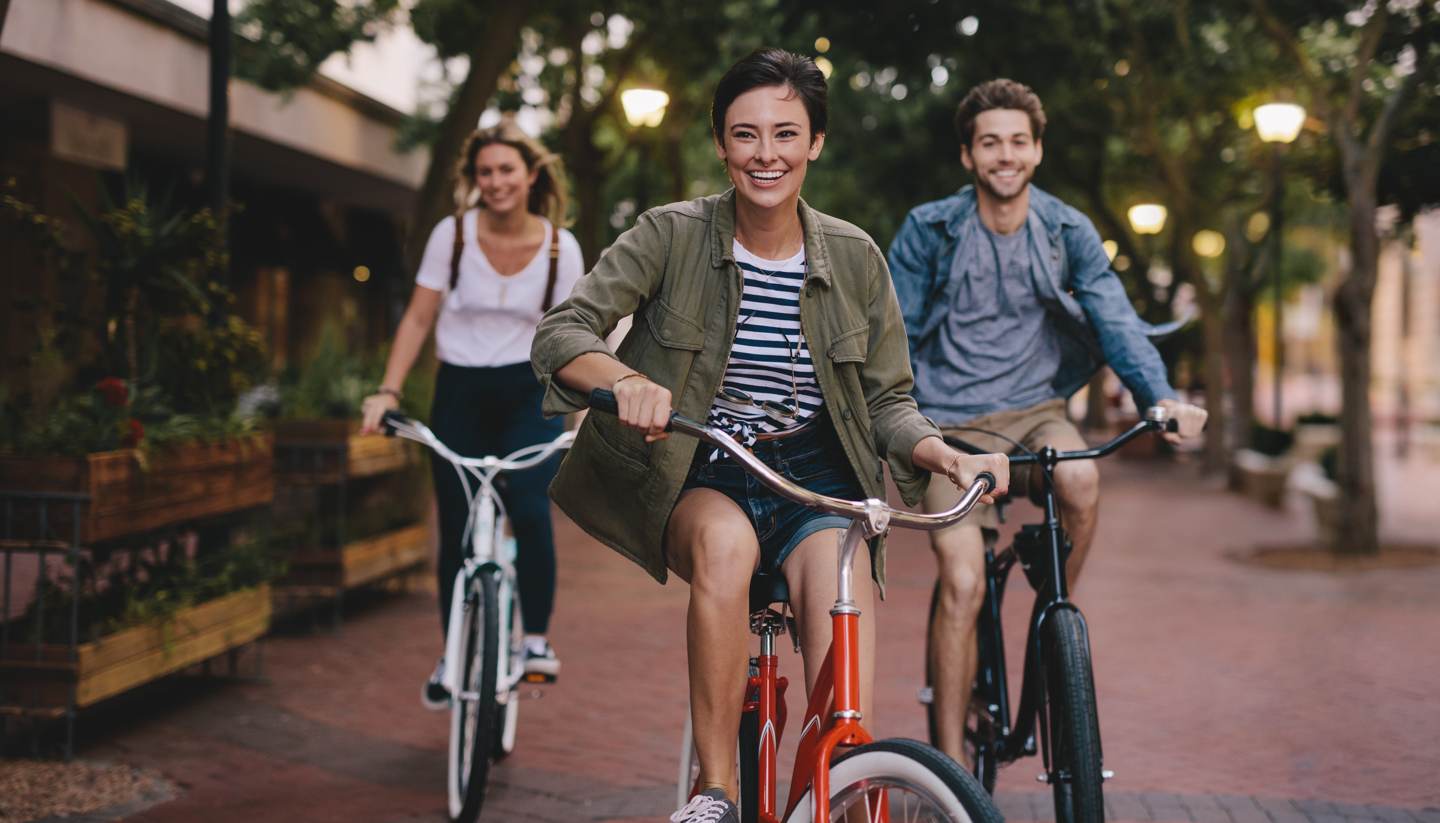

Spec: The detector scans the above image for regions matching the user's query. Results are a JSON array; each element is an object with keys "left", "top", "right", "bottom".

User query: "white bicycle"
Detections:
[{"left": 382, "top": 411, "right": 574, "bottom": 823}]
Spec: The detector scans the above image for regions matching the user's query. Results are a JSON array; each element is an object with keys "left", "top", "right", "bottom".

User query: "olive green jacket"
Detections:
[{"left": 531, "top": 190, "right": 940, "bottom": 590}]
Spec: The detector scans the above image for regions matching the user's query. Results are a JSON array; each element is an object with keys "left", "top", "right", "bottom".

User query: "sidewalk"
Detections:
[{"left": 32, "top": 449, "right": 1440, "bottom": 822}]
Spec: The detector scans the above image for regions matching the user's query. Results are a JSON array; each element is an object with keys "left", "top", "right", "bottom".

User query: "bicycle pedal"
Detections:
[
  {"left": 917, "top": 687, "right": 933, "bottom": 705},
  {"left": 523, "top": 672, "right": 557, "bottom": 684}
]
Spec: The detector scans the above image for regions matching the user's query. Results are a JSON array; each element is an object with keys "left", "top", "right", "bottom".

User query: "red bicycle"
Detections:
[{"left": 590, "top": 390, "right": 1001, "bottom": 823}]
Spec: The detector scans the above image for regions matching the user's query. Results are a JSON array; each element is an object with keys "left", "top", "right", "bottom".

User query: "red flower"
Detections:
[
  {"left": 95, "top": 377, "right": 129, "bottom": 407},
  {"left": 122, "top": 418, "right": 144, "bottom": 447}
]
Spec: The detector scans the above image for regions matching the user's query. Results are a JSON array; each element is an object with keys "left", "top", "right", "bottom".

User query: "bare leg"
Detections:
[
  {"left": 666, "top": 489, "right": 760, "bottom": 802},
  {"left": 781, "top": 528, "right": 876, "bottom": 727},
  {"left": 1053, "top": 455, "right": 1101, "bottom": 590},
  {"left": 926, "top": 522, "right": 987, "bottom": 767}
]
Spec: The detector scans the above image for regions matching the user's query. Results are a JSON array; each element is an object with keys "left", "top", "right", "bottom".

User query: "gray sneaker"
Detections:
[{"left": 670, "top": 788, "right": 738, "bottom": 823}]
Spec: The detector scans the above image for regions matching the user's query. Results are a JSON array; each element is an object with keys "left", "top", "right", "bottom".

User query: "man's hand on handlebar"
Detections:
[
  {"left": 1157, "top": 399, "right": 1208, "bottom": 446},
  {"left": 613, "top": 373, "right": 673, "bottom": 443}
]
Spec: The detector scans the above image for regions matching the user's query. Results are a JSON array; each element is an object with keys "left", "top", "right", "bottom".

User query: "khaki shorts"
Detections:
[{"left": 922, "top": 398, "right": 1086, "bottom": 531}]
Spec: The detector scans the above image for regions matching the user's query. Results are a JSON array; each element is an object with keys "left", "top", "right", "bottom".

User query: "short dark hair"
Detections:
[
  {"left": 954, "top": 78, "right": 1046, "bottom": 147},
  {"left": 711, "top": 48, "right": 828, "bottom": 141}
]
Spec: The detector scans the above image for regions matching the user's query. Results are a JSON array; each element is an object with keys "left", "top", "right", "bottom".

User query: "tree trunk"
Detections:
[
  {"left": 1332, "top": 197, "right": 1381, "bottom": 555},
  {"left": 402, "top": 1, "right": 530, "bottom": 276},
  {"left": 1197, "top": 291, "right": 1229, "bottom": 473},
  {"left": 1223, "top": 279, "right": 1257, "bottom": 488}
]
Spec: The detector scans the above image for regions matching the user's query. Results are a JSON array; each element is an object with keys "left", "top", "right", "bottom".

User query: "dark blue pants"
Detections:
[{"left": 429, "top": 361, "right": 563, "bottom": 638}]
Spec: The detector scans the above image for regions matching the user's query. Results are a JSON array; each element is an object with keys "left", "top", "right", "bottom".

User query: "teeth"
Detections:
[{"left": 749, "top": 171, "right": 784, "bottom": 180}]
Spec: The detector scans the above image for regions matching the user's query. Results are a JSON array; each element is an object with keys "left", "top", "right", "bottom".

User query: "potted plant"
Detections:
[
  {"left": 0, "top": 181, "right": 274, "bottom": 543},
  {"left": 1230, "top": 423, "right": 1294, "bottom": 508}
]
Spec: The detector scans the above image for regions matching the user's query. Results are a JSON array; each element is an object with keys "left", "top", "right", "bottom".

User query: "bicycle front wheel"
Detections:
[
  {"left": 448, "top": 572, "right": 499, "bottom": 823},
  {"left": 1041, "top": 608, "right": 1104, "bottom": 823},
  {"left": 789, "top": 738, "right": 1001, "bottom": 823}
]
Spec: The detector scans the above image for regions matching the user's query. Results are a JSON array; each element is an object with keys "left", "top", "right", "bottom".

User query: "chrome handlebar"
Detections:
[
  {"left": 586, "top": 389, "right": 994, "bottom": 534},
  {"left": 381, "top": 410, "right": 576, "bottom": 472}
]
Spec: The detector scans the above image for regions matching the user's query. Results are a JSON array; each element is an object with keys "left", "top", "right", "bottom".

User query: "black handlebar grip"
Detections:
[
  {"left": 1165, "top": 418, "right": 1180, "bottom": 434},
  {"left": 588, "top": 389, "right": 619, "bottom": 415},
  {"left": 973, "top": 471, "right": 997, "bottom": 492},
  {"left": 380, "top": 409, "right": 408, "bottom": 437}
]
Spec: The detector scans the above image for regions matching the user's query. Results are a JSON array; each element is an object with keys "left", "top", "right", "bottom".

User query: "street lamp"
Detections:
[
  {"left": 1253, "top": 101, "right": 1305, "bottom": 427},
  {"left": 1127, "top": 203, "right": 1168, "bottom": 235},
  {"left": 621, "top": 87, "right": 669, "bottom": 214}
]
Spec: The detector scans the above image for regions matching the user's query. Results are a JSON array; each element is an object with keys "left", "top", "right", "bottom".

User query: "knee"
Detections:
[
  {"left": 1055, "top": 461, "right": 1100, "bottom": 512},
  {"left": 687, "top": 524, "right": 758, "bottom": 598},
  {"left": 932, "top": 542, "right": 986, "bottom": 620}
]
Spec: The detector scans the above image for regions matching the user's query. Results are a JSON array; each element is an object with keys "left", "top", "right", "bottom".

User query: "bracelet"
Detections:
[
  {"left": 612, "top": 372, "right": 649, "bottom": 389},
  {"left": 375, "top": 386, "right": 403, "bottom": 400}
]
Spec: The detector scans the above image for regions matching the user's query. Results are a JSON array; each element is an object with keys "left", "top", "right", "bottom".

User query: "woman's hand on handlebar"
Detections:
[
  {"left": 360, "top": 391, "right": 399, "bottom": 434},
  {"left": 944, "top": 450, "right": 1010, "bottom": 505},
  {"left": 613, "top": 373, "right": 673, "bottom": 443},
  {"left": 914, "top": 435, "right": 1009, "bottom": 504},
  {"left": 1157, "top": 399, "right": 1208, "bottom": 446}
]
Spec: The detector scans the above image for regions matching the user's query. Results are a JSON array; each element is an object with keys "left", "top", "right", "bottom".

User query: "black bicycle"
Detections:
[{"left": 922, "top": 406, "right": 1178, "bottom": 823}]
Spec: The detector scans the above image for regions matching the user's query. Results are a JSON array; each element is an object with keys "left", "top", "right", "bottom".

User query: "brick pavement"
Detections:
[{"left": 37, "top": 449, "right": 1440, "bottom": 821}]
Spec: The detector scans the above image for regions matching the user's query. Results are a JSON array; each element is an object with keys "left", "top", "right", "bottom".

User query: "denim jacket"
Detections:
[{"left": 887, "top": 184, "right": 1179, "bottom": 412}]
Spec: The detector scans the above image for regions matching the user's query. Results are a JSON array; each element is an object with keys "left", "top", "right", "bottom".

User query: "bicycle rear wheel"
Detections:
[
  {"left": 789, "top": 738, "right": 1000, "bottom": 823},
  {"left": 448, "top": 572, "right": 499, "bottom": 823},
  {"left": 1041, "top": 608, "right": 1104, "bottom": 823}
]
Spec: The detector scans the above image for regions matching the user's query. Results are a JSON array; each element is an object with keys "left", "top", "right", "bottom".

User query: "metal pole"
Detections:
[
  {"left": 1271, "top": 144, "right": 1286, "bottom": 428},
  {"left": 206, "top": 0, "right": 231, "bottom": 276}
]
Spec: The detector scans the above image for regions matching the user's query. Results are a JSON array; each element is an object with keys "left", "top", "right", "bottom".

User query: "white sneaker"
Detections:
[
  {"left": 522, "top": 637, "right": 560, "bottom": 682},
  {"left": 670, "top": 788, "right": 738, "bottom": 823}
]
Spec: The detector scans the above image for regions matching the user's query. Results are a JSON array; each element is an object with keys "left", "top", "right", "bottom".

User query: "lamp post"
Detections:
[
  {"left": 1253, "top": 101, "right": 1304, "bottom": 427},
  {"left": 621, "top": 88, "right": 669, "bottom": 215}
]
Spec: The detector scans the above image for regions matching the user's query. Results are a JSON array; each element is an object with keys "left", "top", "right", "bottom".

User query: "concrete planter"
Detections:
[
  {"left": 1231, "top": 448, "right": 1292, "bottom": 508},
  {"left": 1291, "top": 463, "right": 1340, "bottom": 550}
]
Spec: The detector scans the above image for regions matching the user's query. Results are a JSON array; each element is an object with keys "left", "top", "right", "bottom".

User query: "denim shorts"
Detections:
[{"left": 681, "top": 415, "right": 865, "bottom": 574}]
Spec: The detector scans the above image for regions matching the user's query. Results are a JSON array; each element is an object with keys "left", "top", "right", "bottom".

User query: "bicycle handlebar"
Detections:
[
  {"left": 586, "top": 389, "right": 994, "bottom": 532},
  {"left": 381, "top": 410, "right": 574, "bottom": 472},
  {"left": 944, "top": 406, "right": 1179, "bottom": 466}
]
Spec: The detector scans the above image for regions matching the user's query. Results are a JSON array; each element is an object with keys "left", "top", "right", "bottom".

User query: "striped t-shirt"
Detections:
[{"left": 706, "top": 241, "right": 824, "bottom": 447}]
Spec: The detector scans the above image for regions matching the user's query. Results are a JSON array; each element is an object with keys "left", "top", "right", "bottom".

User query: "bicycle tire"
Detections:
[
  {"left": 925, "top": 582, "right": 999, "bottom": 794},
  {"left": 448, "top": 572, "right": 499, "bottom": 823},
  {"left": 1041, "top": 608, "right": 1104, "bottom": 823},
  {"left": 493, "top": 582, "right": 522, "bottom": 760},
  {"left": 788, "top": 738, "right": 1001, "bottom": 823}
]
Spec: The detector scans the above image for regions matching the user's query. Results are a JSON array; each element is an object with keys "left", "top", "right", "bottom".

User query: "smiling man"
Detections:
[{"left": 886, "top": 78, "right": 1207, "bottom": 765}]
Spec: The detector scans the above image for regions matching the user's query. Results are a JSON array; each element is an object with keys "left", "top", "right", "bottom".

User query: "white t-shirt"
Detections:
[{"left": 415, "top": 210, "right": 583, "bottom": 368}]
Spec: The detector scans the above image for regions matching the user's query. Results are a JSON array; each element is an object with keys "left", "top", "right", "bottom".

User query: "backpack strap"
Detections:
[
  {"left": 541, "top": 226, "right": 561, "bottom": 312},
  {"left": 448, "top": 211, "right": 465, "bottom": 293}
]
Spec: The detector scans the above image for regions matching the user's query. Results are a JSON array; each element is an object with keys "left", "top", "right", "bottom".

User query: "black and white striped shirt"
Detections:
[{"left": 706, "top": 241, "right": 825, "bottom": 446}]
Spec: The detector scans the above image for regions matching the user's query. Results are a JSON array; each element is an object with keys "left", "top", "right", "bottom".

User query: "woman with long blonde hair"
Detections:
[{"left": 362, "top": 121, "right": 583, "bottom": 707}]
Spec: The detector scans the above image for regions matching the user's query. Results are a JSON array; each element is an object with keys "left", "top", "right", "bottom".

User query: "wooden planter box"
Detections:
[
  {"left": 1230, "top": 448, "right": 1292, "bottom": 508},
  {"left": 283, "top": 522, "right": 430, "bottom": 593},
  {"left": 274, "top": 420, "right": 415, "bottom": 484},
  {"left": 0, "top": 435, "right": 275, "bottom": 543},
  {"left": 0, "top": 586, "right": 271, "bottom": 710}
]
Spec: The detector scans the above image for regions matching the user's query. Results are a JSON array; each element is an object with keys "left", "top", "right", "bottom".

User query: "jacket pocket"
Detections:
[
  {"left": 827, "top": 325, "right": 869, "bottom": 364},
  {"left": 645, "top": 298, "right": 706, "bottom": 351},
  {"left": 585, "top": 412, "right": 650, "bottom": 475}
]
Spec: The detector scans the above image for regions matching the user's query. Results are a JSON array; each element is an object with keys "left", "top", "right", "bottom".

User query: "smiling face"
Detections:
[
  {"left": 473, "top": 143, "right": 539, "bottom": 216},
  {"left": 715, "top": 84, "right": 825, "bottom": 213},
  {"left": 961, "top": 108, "right": 1043, "bottom": 203}
]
